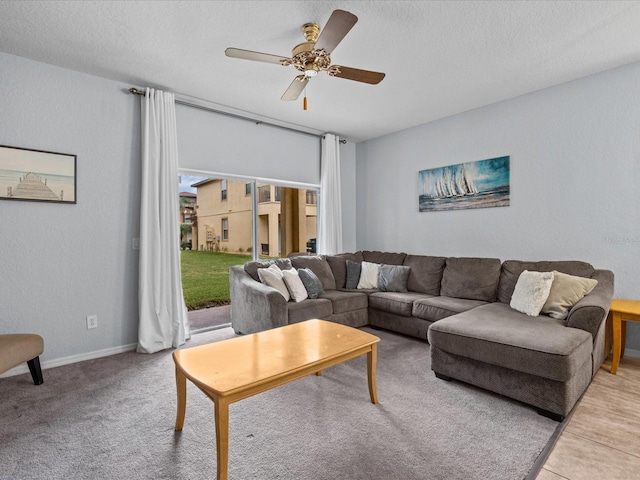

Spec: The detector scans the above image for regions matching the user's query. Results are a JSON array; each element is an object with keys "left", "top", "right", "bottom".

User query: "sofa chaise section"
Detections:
[{"left": 428, "top": 261, "right": 614, "bottom": 420}]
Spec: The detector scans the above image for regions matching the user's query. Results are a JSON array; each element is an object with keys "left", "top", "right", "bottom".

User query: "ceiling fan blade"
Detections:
[
  {"left": 330, "top": 66, "right": 385, "bottom": 84},
  {"left": 314, "top": 9, "right": 357, "bottom": 53},
  {"left": 225, "top": 47, "right": 290, "bottom": 65},
  {"left": 281, "top": 75, "right": 309, "bottom": 101}
]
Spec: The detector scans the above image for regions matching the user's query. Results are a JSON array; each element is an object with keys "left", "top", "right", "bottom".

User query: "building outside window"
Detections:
[
  {"left": 222, "top": 217, "right": 229, "bottom": 241},
  {"left": 221, "top": 179, "right": 227, "bottom": 201},
  {"left": 245, "top": 182, "right": 252, "bottom": 196}
]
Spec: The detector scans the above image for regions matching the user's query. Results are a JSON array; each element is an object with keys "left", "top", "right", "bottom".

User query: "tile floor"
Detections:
[{"left": 536, "top": 356, "right": 640, "bottom": 479}]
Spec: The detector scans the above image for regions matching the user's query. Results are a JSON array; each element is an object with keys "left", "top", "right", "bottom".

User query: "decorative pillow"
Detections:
[
  {"left": 541, "top": 271, "right": 598, "bottom": 320},
  {"left": 282, "top": 269, "right": 308, "bottom": 303},
  {"left": 510, "top": 270, "right": 554, "bottom": 316},
  {"left": 357, "top": 261, "right": 381, "bottom": 289},
  {"left": 378, "top": 264, "right": 411, "bottom": 293},
  {"left": 257, "top": 264, "right": 290, "bottom": 301},
  {"left": 297, "top": 268, "right": 325, "bottom": 299},
  {"left": 345, "top": 260, "right": 362, "bottom": 289}
]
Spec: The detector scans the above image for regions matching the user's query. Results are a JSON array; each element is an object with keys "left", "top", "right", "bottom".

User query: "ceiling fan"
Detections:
[{"left": 225, "top": 9, "right": 385, "bottom": 104}]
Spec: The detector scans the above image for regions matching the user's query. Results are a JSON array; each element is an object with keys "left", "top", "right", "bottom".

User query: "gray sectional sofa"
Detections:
[{"left": 229, "top": 251, "right": 614, "bottom": 420}]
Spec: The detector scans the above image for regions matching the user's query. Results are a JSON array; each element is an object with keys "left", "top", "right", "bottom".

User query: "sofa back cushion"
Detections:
[
  {"left": 440, "top": 257, "right": 502, "bottom": 302},
  {"left": 362, "top": 251, "right": 406, "bottom": 265},
  {"left": 325, "top": 252, "right": 364, "bottom": 288},
  {"left": 244, "top": 258, "right": 292, "bottom": 282},
  {"left": 403, "top": 255, "right": 447, "bottom": 295},
  {"left": 290, "top": 255, "right": 337, "bottom": 291},
  {"left": 497, "top": 260, "right": 595, "bottom": 304}
]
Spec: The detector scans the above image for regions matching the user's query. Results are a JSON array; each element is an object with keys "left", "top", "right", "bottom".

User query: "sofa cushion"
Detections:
[
  {"left": 362, "top": 251, "right": 406, "bottom": 265},
  {"left": 497, "top": 260, "right": 595, "bottom": 304},
  {"left": 370, "top": 292, "right": 435, "bottom": 317},
  {"left": 297, "top": 268, "right": 325, "bottom": 299},
  {"left": 413, "top": 296, "right": 489, "bottom": 322},
  {"left": 325, "top": 252, "right": 364, "bottom": 289},
  {"left": 427, "top": 302, "right": 593, "bottom": 382},
  {"left": 378, "top": 264, "right": 411, "bottom": 292},
  {"left": 345, "top": 260, "right": 362, "bottom": 289},
  {"left": 244, "top": 258, "right": 292, "bottom": 282},
  {"left": 403, "top": 255, "right": 446, "bottom": 295},
  {"left": 509, "top": 270, "right": 554, "bottom": 316},
  {"left": 440, "top": 257, "right": 501, "bottom": 301},
  {"left": 281, "top": 269, "right": 308, "bottom": 303},
  {"left": 287, "top": 298, "right": 333, "bottom": 323},
  {"left": 319, "top": 290, "right": 368, "bottom": 314},
  {"left": 357, "top": 261, "right": 380, "bottom": 289},
  {"left": 542, "top": 271, "right": 598, "bottom": 320},
  {"left": 291, "top": 256, "right": 336, "bottom": 291},
  {"left": 257, "top": 265, "right": 290, "bottom": 301}
]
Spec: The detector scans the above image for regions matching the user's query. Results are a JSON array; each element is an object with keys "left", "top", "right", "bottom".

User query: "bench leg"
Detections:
[{"left": 27, "top": 356, "right": 43, "bottom": 385}]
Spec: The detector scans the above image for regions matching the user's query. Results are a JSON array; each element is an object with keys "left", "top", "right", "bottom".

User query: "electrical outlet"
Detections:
[
  {"left": 86, "top": 315, "right": 98, "bottom": 329},
  {"left": 132, "top": 237, "right": 140, "bottom": 250}
]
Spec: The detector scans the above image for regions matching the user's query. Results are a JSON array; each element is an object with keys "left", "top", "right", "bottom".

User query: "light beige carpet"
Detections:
[{"left": 0, "top": 327, "right": 559, "bottom": 479}]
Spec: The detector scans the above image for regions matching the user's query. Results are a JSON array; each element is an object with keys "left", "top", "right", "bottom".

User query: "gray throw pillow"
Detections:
[
  {"left": 297, "top": 268, "right": 325, "bottom": 299},
  {"left": 345, "top": 260, "right": 362, "bottom": 289},
  {"left": 378, "top": 264, "right": 411, "bottom": 293}
]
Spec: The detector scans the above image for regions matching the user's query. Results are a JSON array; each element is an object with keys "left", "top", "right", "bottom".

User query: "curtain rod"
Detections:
[{"left": 128, "top": 87, "right": 346, "bottom": 143}]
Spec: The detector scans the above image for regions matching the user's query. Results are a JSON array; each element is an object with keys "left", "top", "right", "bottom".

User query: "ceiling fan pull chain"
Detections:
[{"left": 303, "top": 85, "right": 308, "bottom": 110}]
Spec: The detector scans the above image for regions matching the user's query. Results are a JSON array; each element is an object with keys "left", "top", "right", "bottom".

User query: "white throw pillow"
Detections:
[
  {"left": 357, "top": 261, "right": 381, "bottom": 289},
  {"left": 510, "top": 270, "right": 554, "bottom": 316},
  {"left": 282, "top": 269, "right": 308, "bottom": 303},
  {"left": 257, "top": 264, "right": 290, "bottom": 301},
  {"left": 541, "top": 271, "right": 598, "bottom": 320}
]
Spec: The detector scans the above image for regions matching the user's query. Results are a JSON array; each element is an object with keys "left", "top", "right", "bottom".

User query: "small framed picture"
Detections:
[{"left": 0, "top": 144, "right": 76, "bottom": 204}]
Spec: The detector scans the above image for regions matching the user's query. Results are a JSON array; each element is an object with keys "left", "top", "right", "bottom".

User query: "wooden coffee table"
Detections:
[{"left": 172, "top": 319, "right": 380, "bottom": 480}]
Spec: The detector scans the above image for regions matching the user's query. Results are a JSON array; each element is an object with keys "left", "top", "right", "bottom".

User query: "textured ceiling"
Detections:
[{"left": 1, "top": 1, "right": 640, "bottom": 142}]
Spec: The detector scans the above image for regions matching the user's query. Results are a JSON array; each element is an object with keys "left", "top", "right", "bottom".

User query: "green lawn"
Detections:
[{"left": 180, "top": 250, "right": 251, "bottom": 310}]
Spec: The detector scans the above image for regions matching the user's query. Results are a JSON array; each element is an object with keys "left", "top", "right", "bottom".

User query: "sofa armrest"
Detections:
[
  {"left": 229, "top": 265, "right": 288, "bottom": 334},
  {"left": 566, "top": 269, "right": 614, "bottom": 340}
]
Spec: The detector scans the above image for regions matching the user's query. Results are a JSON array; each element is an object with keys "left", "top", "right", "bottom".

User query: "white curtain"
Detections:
[
  {"left": 318, "top": 133, "right": 343, "bottom": 254},
  {"left": 137, "top": 88, "right": 190, "bottom": 354}
]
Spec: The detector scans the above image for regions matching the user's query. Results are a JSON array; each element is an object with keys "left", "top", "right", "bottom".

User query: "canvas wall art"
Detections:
[
  {"left": 0, "top": 145, "right": 76, "bottom": 204},
  {"left": 418, "top": 156, "right": 510, "bottom": 212}
]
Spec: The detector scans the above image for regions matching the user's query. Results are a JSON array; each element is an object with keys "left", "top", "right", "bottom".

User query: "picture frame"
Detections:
[
  {"left": 418, "top": 156, "right": 510, "bottom": 212},
  {"left": 0, "top": 144, "right": 76, "bottom": 204}
]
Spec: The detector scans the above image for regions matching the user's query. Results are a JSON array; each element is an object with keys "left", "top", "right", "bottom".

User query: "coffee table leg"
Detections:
[
  {"left": 214, "top": 398, "right": 229, "bottom": 480},
  {"left": 367, "top": 344, "right": 378, "bottom": 404},
  {"left": 175, "top": 366, "right": 187, "bottom": 430},
  {"left": 611, "top": 312, "right": 622, "bottom": 374}
]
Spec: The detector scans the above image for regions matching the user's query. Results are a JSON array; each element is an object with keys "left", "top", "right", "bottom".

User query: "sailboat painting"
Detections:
[{"left": 418, "top": 156, "right": 510, "bottom": 212}]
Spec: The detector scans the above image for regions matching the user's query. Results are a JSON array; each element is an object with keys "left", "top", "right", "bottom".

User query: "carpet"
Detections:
[{"left": 0, "top": 326, "right": 558, "bottom": 479}]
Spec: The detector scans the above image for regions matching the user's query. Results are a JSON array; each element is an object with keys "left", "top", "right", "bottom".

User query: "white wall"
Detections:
[
  {"left": 356, "top": 61, "right": 640, "bottom": 354},
  {"left": 0, "top": 52, "right": 141, "bottom": 366}
]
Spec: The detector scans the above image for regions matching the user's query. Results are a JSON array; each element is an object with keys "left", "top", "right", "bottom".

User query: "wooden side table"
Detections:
[{"left": 610, "top": 299, "right": 640, "bottom": 374}]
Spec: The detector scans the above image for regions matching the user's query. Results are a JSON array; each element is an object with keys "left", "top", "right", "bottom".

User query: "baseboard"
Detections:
[
  {"left": 625, "top": 348, "right": 640, "bottom": 359},
  {"left": 0, "top": 342, "right": 138, "bottom": 379}
]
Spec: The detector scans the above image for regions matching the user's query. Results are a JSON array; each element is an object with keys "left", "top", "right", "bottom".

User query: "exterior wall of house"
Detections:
[{"left": 194, "top": 180, "right": 317, "bottom": 257}]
